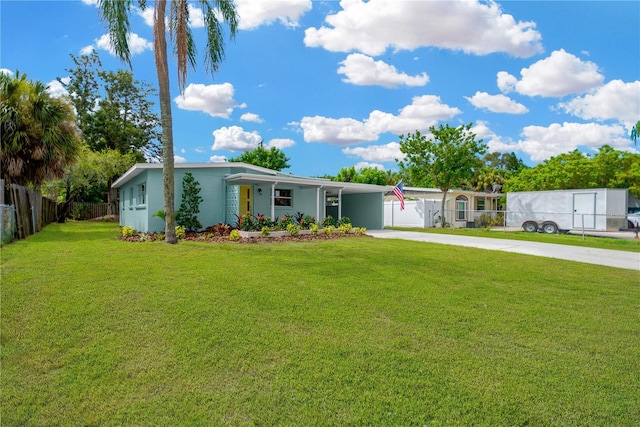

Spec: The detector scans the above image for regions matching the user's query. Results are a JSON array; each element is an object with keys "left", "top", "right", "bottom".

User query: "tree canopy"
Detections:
[
  {"left": 332, "top": 166, "right": 391, "bottom": 185},
  {"left": 1, "top": 71, "right": 82, "bottom": 187},
  {"left": 228, "top": 146, "right": 290, "bottom": 171},
  {"left": 503, "top": 145, "right": 640, "bottom": 196},
  {"left": 398, "top": 123, "right": 486, "bottom": 226}
]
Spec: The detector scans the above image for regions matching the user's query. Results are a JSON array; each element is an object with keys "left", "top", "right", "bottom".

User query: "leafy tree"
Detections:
[
  {"left": 229, "top": 146, "right": 290, "bottom": 171},
  {"left": 334, "top": 166, "right": 358, "bottom": 182},
  {"left": 42, "top": 147, "right": 138, "bottom": 219},
  {"left": 98, "top": 0, "right": 238, "bottom": 243},
  {"left": 176, "top": 172, "right": 203, "bottom": 231},
  {"left": 1, "top": 71, "right": 82, "bottom": 187},
  {"left": 357, "top": 167, "right": 389, "bottom": 185},
  {"left": 62, "top": 52, "right": 161, "bottom": 161},
  {"left": 398, "top": 123, "right": 487, "bottom": 227},
  {"left": 469, "top": 152, "right": 528, "bottom": 192},
  {"left": 503, "top": 145, "right": 640, "bottom": 196}
]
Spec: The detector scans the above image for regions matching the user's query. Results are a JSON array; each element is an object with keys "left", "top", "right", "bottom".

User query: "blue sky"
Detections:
[{"left": 2, "top": 0, "right": 639, "bottom": 177}]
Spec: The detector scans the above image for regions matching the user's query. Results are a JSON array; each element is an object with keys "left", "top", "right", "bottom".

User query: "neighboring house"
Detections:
[
  {"left": 385, "top": 186, "right": 503, "bottom": 228},
  {"left": 111, "top": 162, "right": 391, "bottom": 232}
]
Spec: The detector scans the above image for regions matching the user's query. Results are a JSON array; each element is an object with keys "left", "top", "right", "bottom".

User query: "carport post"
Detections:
[
  {"left": 338, "top": 189, "right": 342, "bottom": 220},
  {"left": 316, "top": 187, "right": 321, "bottom": 222},
  {"left": 270, "top": 183, "right": 276, "bottom": 219}
]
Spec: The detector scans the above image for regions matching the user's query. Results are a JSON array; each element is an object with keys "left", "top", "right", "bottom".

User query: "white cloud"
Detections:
[
  {"left": 338, "top": 53, "right": 428, "bottom": 88},
  {"left": 266, "top": 138, "right": 295, "bottom": 149},
  {"left": 300, "top": 116, "right": 378, "bottom": 146},
  {"left": 498, "top": 49, "right": 604, "bottom": 97},
  {"left": 137, "top": 4, "right": 202, "bottom": 27},
  {"left": 81, "top": 0, "right": 97, "bottom": 5},
  {"left": 466, "top": 91, "right": 528, "bottom": 114},
  {"left": 174, "top": 82, "right": 244, "bottom": 118},
  {"left": 235, "top": 0, "right": 312, "bottom": 30},
  {"left": 240, "top": 112, "right": 264, "bottom": 123},
  {"left": 497, "top": 122, "right": 630, "bottom": 162},
  {"left": 212, "top": 126, "right": 262, "bottom": 151},
  {"left": 558, "top": 80, "right": 640, "bottom": 129},
  {"left": 209, "top": 155, "right": 228, "bottom": 163},
  {"left": 343, "top": 142, "right": 403, "bottom": 162},
  {"left": 304, "top": 0, "right": 542, "bottom": 57},
  {"left": 94, "top": 32, "right": 153, "bottom": 57},
  {"left": 80, "top": 45, "right": 95, "bottom": 55},
  {"left": 46, "top": 79, "right": 69, "bottom": 98},
  {"left": 175, "top": 155, "right": 188, "bottom": 163},
  {"left": 300, "top": 95, "right": 461, "bottom": 146},
  {"left": 354, "top": 161, "right": 385, "bottom": 170},
  {"left": 0, "top": 69, "right": 13, "bottom": 76}
]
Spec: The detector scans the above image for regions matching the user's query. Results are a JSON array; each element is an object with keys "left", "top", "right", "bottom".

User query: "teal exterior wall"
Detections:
[
  {"left": 117, "top": 164, "right": 387, "bottom": 232},
  {"left": 342, "top": 193, "right": 385, "bottom": 229}
]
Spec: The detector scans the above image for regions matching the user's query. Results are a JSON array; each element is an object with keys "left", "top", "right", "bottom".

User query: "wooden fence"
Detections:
[{"left": 1, "top": 180, "right": 111, "bottom": 245}]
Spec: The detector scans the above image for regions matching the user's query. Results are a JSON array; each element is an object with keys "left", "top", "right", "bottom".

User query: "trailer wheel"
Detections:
[
  {"left": 522, "top": 221, "right": 538, "bottom": 233},
  {"left": 541, "top": 221, "right": 558, "bottom": 234}
]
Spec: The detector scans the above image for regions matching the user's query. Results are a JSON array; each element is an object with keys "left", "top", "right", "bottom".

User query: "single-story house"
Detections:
[
  {"left": 385, "top": 186, "right": 504, "bottom": 228},
  {"left": 111, "top": 162, "right": 392, "bottom": 232}
]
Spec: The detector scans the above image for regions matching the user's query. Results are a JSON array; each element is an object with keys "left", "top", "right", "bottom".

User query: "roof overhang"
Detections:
[{"left": 225, "top": 173, "right": 392, "bottom": 195}]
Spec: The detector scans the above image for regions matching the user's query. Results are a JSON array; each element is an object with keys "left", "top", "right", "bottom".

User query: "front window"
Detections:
[
  {"left": 274, "top": 189, "right": 292, "bottom": 207},
  {"left": 137, "top": 183, "right": 146, "bottom": 205},
  {"left": 456, "top": 196, "right": 468, "bottom": 221},
  {"left": 477, "top": 199, "right": 485, "bottom": 211}
]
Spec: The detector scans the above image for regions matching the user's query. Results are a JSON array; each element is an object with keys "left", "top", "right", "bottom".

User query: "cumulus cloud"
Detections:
[
  {"left": 493, "top": 122, "right": 630, "bottom": 162},
  {"left": 137, "top": 4, "right": 202, "bottom": 28},
  {"left": 558, "top": 80, "right": 640, "bottom": 129},
  {"left": 92, "top": 32, "right": 153, "bottom": 57},
  {"left": 266, "top": 138, "right": 295, "bottom": 149},
  {"left": 46, "top": 79, "right": 69, "bottom": 98},
  {"left": 300, "top": 95, "right": 461, "bottom": 145},
  {"left": 338, "top": 53, "right": 428, "bottom": 88},
  {"left": 209, "top": 155, "right": 228, "bottom": 163},
  {"left": 0, "top": 69, "right": 12, "bottom": 76},
  {"left": 304, "top": 0, "right": 542, "bottom": 57},
  {"left": 174, "top": 155, "right": 188, "bottom": 163},
  {"left": 174, "top": 83, "right": 244, "bottom": 118},
  {"left": 498, "top": 49, "right": 604, "bottom": 97},
  {"left": 343, "top": 142, "right": 403, "bottom": 162},
  {"left": 212, "top": 126, "right": 262, "bottom": 151},
  {"left": 465, "top": 91, "right": 528, "bottom": 114},
  {"left": 354, "top": 161, "right": 385, "bottom": 170},
  {"left": 236, "top": 0, "right": 312, "bottom": 30},
  {"left": 240, "top": 112, "right": 264, "bottom": 123}
]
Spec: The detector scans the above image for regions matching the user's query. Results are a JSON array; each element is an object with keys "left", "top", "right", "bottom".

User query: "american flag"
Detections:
[{"left": 393, "top": 181, "right": 405, "bottom": 210}]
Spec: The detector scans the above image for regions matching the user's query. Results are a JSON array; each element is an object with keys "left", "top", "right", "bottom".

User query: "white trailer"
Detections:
[{"left": 506, "top": 188, "right": 628, "bottom": 233}]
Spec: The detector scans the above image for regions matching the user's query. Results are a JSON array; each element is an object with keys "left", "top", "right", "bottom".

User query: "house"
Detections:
[
  {"left": 111, "top": 162, "right": 391, "bottom": 232},
  {"left": 384, "top": 186, "right": 504, "bottom": 228}
]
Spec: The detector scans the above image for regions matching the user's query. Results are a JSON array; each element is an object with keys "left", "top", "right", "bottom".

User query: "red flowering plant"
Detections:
[
  {"left": 236, "top": 213, "right": 257, "bottom": 231},
  {"left": 276, "top": 214, "right": 295, "bottom": 230}
]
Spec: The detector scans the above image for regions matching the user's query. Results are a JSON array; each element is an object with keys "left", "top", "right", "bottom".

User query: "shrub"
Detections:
[
  {"left": 287, "top": 223, "right": 301, "bottom": 236},
  {"left": 261, "top": 226, "right": 272, "bottom": 237},
  {"left": 309, "top": 223, "right": 319, "bottom": 235},
  {"left": 321, "top": 216, "right": 337, "bottom": 228},
  {"left": 229, "top": 229, "right": 240, "bottom": 241},
  {"left": 277, "top": 215, "right": 295, "bottom": 230},
  {"left": 121, "top": 226, "right": 135, "bottom": 237},
  {"left": 175, "top": 172, "right": 203, "bottom": 231},
  {"left": 237, "top": 213, "right": 257, "bottom": 231},
  {"left": 338, "top": 216, "right": 351, "bottom": 226},
  {"left": 353, "top": 227, "right": 367, "bottom": 235},
  {"left": 175, "top": 225, "right": 186, "bottom": 240},
  {"left": 70, "top": 204, "right": 90, "bottom": 220},
  {"left": 337, "top": 223, "right": 352, "bottom": 234},
  {"left": 300, "top": 214, "right": 315, "bottom": 229},
  {"left": 322, "top": 225, "right": 336, "bottom": 234}
]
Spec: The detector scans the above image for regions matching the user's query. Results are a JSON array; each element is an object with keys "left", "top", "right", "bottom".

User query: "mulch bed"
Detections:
[{"left": 119, "top": 231, "right": 370, "bottom": 244}]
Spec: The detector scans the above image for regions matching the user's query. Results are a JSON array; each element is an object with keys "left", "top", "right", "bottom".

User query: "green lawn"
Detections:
[
  {"left": 388, "top": 226, "right": 640, "bottom": 252},
  {"left": 2, "top": 222, "right": 639, "bottom": 426}
]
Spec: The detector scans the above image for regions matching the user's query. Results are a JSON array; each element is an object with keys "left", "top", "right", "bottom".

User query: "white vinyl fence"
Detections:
[{"left": 385, "top": 200, "right": 503, "bottom": 228}]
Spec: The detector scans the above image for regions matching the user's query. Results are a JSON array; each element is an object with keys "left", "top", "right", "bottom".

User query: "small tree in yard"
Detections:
[
  {"left": 176, "top": 173, "right": 203, "bottom": 231},
  {"left": 398, "top": 123, "right": 487, "bottom": 227}
]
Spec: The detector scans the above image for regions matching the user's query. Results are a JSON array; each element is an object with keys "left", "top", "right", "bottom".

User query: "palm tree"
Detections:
[
  {"left": 98, "top": 0, "right": 238, "bottom": 243},
  {"left": 1, "top": 71, "right": 81, "bottom": 187},
  {"left": 631, "top": 120, "right": 640, "bottom": 145}
]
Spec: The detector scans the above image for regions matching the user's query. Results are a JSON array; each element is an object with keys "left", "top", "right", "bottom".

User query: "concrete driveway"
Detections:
[{"left": 366, "top": 229, "right": 640, "bottom": 271}]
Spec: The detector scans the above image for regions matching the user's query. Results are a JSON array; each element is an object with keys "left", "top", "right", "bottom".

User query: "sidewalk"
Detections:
[{"left": 366, "top": 230, "right": 640, "bottom": 271}]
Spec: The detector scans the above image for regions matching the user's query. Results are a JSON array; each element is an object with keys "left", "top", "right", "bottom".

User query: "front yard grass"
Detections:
[{"left": 2, "top": 221, "right": 639, "bottom": 425}]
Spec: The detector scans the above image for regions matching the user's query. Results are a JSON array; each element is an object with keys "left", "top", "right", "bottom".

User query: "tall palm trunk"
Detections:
[{"left": 154, "top": 0, "right": 177, "bottom": 243}]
